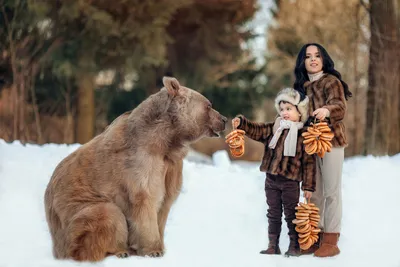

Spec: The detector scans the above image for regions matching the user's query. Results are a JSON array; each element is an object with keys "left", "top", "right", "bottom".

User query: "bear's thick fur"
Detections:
[{"left": 44, "top": 76, "right": 227, "bottom": 261}]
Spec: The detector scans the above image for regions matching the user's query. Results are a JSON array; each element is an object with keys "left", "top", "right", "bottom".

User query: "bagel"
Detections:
[
  {"left": 311, "top": 228, "right": 321, "bottom": 234},
  {"left": 299, "top": 203, "right": 312, "bottom": 210},
  {"left": 292, "top": 219, "right": 307, "bottom": 224},
  {"left": 300, "top": 236, "right": 314, "bottom": 250},
  {"left": 302, "top": 132, "right": 313, "bottom": 138},
  {"left": 226, "top": 128, "right": 246, "bottom": 158},
  {"left": 319, "top": 126, "right": 332, "bottom": 133},
  {"left": 303, "top": 138, "right": 315, "bottom": 145},
  {"left": 298, "top": 231, "right": 311, "bottom": 238},
  {"left": 296, "top": 219, "right": 309, "bottom": 226},
  {"left": 298, "top": 216, "right": 309, "bottom": 222},
  {"left": 316, "top": 140, "right": 322, "bottom": 153},
  {"left": 307, "top": 127, "right": 321, "bottom": 136},
  {"left": 295, "top": 224, "right": 311, "bottom": 233},
  {"left": 315, "top": 122, "right": 329, "bottom": 127},
  {"left": 309, "top": 234, "right": 317, "bottom": 243},
  {"left": 296, "top": 213, "right": 310, "bottom": 217},
  {"left": 320, "top": 132, "right": 334, "bottom": 139},
  {"left": 298, "top": 236, "right": 310, "bottom": 244}
]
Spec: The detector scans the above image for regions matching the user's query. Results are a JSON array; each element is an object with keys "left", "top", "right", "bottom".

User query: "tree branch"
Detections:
[{"left": 31, "top": 37, "right": 64, "bottom": 76}]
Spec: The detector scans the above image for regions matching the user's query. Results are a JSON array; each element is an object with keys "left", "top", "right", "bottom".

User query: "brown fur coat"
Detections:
[
  {"left": 304, "top": 74, "right": 348, "bottom": 147},
  {"left": 236, "top": 116, "right": 317, "bottom": 192}
]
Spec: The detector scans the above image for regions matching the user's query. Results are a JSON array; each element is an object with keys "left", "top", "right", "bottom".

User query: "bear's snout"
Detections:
[
  {"left": 214, "top": 114, "right": 227, "bottom": 132},
  {"left": 221, "top": 115, "right": 228, "bottom": 124},
  {"left": 206, "top": 111, "right": 227, "bottom": 137}
]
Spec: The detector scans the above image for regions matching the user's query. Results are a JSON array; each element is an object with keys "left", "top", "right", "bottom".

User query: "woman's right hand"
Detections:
[
  {"left": 313, "top": 108, "right": 330, "bottom": 120},
  {"left": 232, "top": 117, "right": 241, "bottom": 129},
  {"left": 304, "top": 190, "right": 312, "bottom": 199}
]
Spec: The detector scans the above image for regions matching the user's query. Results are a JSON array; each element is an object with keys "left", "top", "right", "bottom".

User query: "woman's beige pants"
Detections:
[{"left": 310, "top": 147, "right": 344, "bottom": 233}]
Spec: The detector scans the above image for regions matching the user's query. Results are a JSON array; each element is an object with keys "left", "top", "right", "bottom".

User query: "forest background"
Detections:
[{"left": 0, "top": 0, "right": 399, "bottom": 160}]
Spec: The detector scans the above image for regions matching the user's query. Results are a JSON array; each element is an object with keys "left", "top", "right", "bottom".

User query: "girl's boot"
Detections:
[{"left": 260, "top": 234, "right": 281, "bottom": 254}]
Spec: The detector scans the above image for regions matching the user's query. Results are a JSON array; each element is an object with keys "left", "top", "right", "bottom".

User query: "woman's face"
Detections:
[{"left": 305, "top": 45, "right": 323, "bottom": 74}]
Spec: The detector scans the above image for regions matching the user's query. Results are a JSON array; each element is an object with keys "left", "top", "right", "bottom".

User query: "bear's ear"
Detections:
[{"left": 163, "top": 76, "right": 180, "bottom": 97}]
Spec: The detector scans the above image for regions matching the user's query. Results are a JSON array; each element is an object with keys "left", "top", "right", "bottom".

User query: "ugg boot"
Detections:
[
  {"left": 284, "top": 235, "right": 300, "bottom": 257},
  {"left": 260, "top": 234, "right": 281, "bottom": 255},
  {"left": 314, "top": 233, "right": 340, "bottom": 257},
  {"left": 301, "top": 231, "right": 323, "bottom": 255}
]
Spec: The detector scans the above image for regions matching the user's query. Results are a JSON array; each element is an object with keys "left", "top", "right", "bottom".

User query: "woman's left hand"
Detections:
[{"left": 313, "top": 108, "right": 330, "bottom": 120}]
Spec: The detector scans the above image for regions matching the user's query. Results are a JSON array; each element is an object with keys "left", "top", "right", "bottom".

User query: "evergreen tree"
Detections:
[{"left": 41, "top": 0, "right": 191, "bottom": 143}]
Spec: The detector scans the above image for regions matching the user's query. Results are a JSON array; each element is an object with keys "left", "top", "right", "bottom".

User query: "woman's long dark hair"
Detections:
[{"left": 293, "top": 43, "right": 352, "bottom": 100}]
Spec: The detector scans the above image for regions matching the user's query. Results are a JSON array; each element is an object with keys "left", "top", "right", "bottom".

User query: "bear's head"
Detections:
[{"left": 162, "top": 76, "right": 227, "bottom": 142}]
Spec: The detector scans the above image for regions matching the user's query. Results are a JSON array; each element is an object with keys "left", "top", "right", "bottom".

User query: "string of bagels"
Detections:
[
  {"left": 302, "top": 118, "right": 334, "bottom": 158},
  {"left": 225, "top": 117, "right": 334, "bottom": 159},
  {"left": 293, "top": 198, "right": 321, "bottom": 250},
  {"left": 225, "top": 121, "right": 246, "bottom": 157}
]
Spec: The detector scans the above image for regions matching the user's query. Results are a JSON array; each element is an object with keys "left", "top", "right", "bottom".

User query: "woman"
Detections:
[{"left": 293, "top": 43, "right": 352, "bottom": 257}]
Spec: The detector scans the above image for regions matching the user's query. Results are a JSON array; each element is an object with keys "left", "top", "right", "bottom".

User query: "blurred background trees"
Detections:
[
  {"left": 266, "top": 0, "right": 370, "bottom": 156},
  {"left": 0, "top": 0, "right": 399, "bottom": 158}
]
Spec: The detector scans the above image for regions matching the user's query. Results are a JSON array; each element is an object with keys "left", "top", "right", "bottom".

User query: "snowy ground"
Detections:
[{"left": 0, "top": 139, "right": 400, "bottom": 267}]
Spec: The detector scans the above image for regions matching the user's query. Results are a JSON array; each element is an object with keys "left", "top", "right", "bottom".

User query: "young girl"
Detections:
[
  {"left": 293, "top": 43, "right": 352, "bottom": 257},
  {"left": 232, "top": 88, "right": 317, "bottom": 257}
]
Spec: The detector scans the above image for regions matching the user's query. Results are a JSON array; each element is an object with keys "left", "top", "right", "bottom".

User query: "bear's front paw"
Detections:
[
  {"left": 137, "top": 246, "right": 165, "bottom": 257},
  {"left": 148, "top": 250, "right": 164, "bottom": 257},
  {"left": 116, "top": 251, "right": 129, "bottom": 258}
]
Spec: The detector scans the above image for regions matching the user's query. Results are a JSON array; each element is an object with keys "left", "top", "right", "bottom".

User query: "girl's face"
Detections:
[
  {"left": 305, "top": 45, "right": 323, "bottom": 74},
  {"left": 279, "top": 102, "right": 301, "bottom": 122}
]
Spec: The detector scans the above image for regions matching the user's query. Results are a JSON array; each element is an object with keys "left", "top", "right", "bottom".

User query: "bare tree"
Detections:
[{"left": 0, "top": 3, "right": 63, "bottom": 143}]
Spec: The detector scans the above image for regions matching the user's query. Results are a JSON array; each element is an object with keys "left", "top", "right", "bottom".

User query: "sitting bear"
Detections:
[{"left": 44, "top": 76, "right": 227, "bottom": 261}]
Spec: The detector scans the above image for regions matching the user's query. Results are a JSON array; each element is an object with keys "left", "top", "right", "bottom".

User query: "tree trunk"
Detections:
[
  {"left": 397, "top": 0, "right": 400, "bottom": 156},
  {"left": 11, "top": 83, "right": 19, "bottom": 140},
  {"left": 365, "top": 0, "right": 399, "bottom": 155},
  {"left": 29, "top": 74, "right": 43, "bottom": 144},
  {"left": 75, "top": 74, "right": 95, "bottom": 144},
  {"left": 351, "top": 2, "right": 361, "bottom": 155},
  {"left": 64, "top": 79, "right": 75, "bottom": 144},
  {"left": 140, "top": 66, "right": 168, "bottom": 96},
  {"left": 19, "top": 73, "right": 28, "bottom": 143}
]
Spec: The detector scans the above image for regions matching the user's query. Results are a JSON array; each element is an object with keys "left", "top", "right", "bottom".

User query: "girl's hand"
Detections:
[
  {"left": 304, "top": 190, "right": 312, "bottom": 199},
  {"left": 313, "top": 108, "right": 330, "bottom": 120},
  {"left": 232, "top": 118, "right": 241, "bottom": 129}
]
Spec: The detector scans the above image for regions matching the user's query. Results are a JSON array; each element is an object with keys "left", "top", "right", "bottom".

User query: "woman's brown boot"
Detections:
[
  {"left": 260, "top": 234, "right": 281, "bottom": 254},
  {"left": 314, "top": 233, "right": 340, "bottom": 257}
]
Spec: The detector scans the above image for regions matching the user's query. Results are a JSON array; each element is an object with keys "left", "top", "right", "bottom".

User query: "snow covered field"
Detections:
[{"left": 1, "top": 140, "right": 399, "bottom": 267}]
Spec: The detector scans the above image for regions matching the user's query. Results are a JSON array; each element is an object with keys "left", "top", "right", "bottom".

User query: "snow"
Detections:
[{"left": 0, "top": 139, "right": 399, "bottom": 267}]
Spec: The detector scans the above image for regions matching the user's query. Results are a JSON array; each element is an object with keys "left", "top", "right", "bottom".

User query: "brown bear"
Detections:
[{"left": 44, "top": 76, "right": 227, "bottom": 262}]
